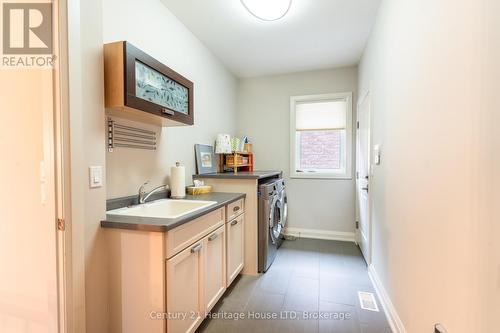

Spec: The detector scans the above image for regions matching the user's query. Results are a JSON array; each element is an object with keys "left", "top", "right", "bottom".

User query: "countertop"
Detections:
[
  {"left": 101, "top": 192, "right": 245, "bottom": 232},
  {"left": 193, "top": 170, "right": 282, "bottom": 180}
]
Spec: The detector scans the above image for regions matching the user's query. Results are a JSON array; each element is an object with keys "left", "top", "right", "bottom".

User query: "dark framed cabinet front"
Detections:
[{"left": 104, "top": 41, "right": 194, "bottom": 126}]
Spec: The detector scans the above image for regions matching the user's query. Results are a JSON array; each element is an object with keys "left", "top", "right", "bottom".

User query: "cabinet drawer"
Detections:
[
  {"left": 227, "top": 199, "right": 244, "bottom": 221},
  {"left": 166, "top": 208, "right": 224, "bottom": 259}
]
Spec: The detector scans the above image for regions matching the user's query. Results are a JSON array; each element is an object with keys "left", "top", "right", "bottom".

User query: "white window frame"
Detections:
[{"left": 290, "top": 92, "right": 353, "bottom": 180}]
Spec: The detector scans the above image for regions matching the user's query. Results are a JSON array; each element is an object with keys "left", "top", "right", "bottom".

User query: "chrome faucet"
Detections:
[{"left": 138, "top": 181, "right": 169, "bottom": 204}]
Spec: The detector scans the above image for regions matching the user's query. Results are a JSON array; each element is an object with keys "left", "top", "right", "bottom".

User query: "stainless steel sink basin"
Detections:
[{"left": 106, "top": 199, "right": 217, "bottom": 219}]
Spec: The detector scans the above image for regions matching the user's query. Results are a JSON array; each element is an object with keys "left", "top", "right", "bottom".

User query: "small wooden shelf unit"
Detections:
[{"left": 219, "top": 152, "right": 254, "bottom": 174}]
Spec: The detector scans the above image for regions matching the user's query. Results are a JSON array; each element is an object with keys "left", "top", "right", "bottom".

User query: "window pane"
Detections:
[
  {"left": 298, "top": 130, "right": 343, "bottom": 170},
  {"left": 296, "top": 100, "right": 346, "bottom": 130}
]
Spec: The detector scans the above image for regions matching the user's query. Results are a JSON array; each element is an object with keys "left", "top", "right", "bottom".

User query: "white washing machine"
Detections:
[{"left": 258, "top": 178, "right": 287, "bottom": 272}]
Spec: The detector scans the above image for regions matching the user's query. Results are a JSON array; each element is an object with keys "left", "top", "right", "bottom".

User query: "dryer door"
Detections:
[
  {"left": 277, "top": 190, "right": 288, "bottom": 230},
  {"left": 268, "top": 196, "right": 282, "bottom": 244}
]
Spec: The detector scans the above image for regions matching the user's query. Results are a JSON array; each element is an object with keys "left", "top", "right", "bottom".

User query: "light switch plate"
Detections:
[
  {"left": 373, "top": 144, "right": 381, "bottom": 165},
  {"left": 89, "top": 166, "right": 103, "bottom": 188}
]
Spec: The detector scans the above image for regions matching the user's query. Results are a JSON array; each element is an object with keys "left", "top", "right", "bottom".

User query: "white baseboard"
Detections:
[
  {"left": 284, "top": 227, "right": 355, "bottom": 242},
  {"left": 368, "top": 264, "right": 406, "bottom": 333}
]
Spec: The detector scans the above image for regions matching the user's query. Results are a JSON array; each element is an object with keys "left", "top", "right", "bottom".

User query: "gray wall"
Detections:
[
  {"left": 236, "top": 67, "right": 358, "bottom": 234},
  {"left": 103, "top": 0, "right": 238, "bottom": 199},
  {"left": 359, "top": 0, "right": 486, "bottom": 331},
  {"left": 479, "top": 1, "right": 500, "bottom": 330},
  {"left": 70, "top": 0, "right": 238, "bottom": 332},
  {"left": 68, "top": 0, "right": 107, "bottom": 331}
]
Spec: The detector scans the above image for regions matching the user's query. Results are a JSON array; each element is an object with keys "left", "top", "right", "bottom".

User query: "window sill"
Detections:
[{"left": 290, "top": 173, "right": 352, "bottom": 180}]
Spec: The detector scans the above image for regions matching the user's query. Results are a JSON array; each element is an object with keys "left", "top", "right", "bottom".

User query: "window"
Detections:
[{"left": 290, "top": 93, "right": 353, "bottom": 179}]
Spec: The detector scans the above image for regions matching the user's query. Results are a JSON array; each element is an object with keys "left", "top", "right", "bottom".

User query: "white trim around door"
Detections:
[{"left": 54, "top": 1, "right": 71, "bottom": 331}]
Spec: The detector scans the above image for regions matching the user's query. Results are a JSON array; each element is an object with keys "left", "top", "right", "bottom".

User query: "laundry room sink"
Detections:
[{"left": 106, "top": 199, "right": 217, "bottom": 219}]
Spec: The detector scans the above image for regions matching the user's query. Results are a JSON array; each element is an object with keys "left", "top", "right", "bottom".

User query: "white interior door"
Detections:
[
  {"left": 0, "top": 42, "right": 61, "bottom": 333},
  {"left": 356, "top": 92, "right": 372, "bottom": 263}
]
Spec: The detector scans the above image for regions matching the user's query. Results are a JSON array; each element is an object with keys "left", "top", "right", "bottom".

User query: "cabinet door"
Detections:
[
  {"left": 204, "top": 225, "right": 226, "bottom": 312},
  {"left": 226, "top": 214, "right": 245, "bottom": 287},
  {"left": 125, "top": 42, "right": 194, "bottom": 125},
  {"left": 166, "top": 241, "right": 204, "bottom": 333},
  {"left": 104, "top": 41, "right": 194, "bottom": 126}
]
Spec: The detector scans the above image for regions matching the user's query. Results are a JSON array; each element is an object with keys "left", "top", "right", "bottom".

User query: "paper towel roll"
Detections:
[{"left": 170, "top": 162, "right": 186, "bottom": 198}]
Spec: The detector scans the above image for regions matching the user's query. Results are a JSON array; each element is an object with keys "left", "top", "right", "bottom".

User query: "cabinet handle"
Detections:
[
  {"left": 230, "top": 219, "right": 238, "bottom": 226},
  {"left": 161, "top": 108, "right": 175, "bottom": 116},
  {"left": 233, "top": 206, "right": 240, "bottom": 212},
  {"left": 190, "top": 243, "right": 202, "bottom": 253},
  {"left": 208, "top": 233, "right": 219, "bottom": 242}
]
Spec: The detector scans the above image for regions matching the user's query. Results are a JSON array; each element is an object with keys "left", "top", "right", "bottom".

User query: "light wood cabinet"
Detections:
[
  {"left": 192, "top": 177, "right": 264, "bottom": 275},
  {"left": 165, "top": 208, "right": 224, "bottom": 259},
  {"left": 226, "top": 213, "right": 245, "bottom": 286},
  {"left": 106, "top": 199, "right": 244, "bottom": 333},
  {"left": 166, "top": 242, "right": 204, "bottom": 333},
  {"left": 203, "top": 225, "right": 226, "bottom": 312},
  {"left": 227, "top": 198, "right": 245, "bottom": 222}
]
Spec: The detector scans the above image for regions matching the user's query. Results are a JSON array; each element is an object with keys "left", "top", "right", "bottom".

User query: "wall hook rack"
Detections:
[{"left": 107, "top": 118, "right": 156, "bottom": 152}]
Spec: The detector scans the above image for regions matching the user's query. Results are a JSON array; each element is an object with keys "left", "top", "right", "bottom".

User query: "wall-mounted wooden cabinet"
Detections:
[{"left": 104, "top": 41, "right": 194, "bottom": 126}]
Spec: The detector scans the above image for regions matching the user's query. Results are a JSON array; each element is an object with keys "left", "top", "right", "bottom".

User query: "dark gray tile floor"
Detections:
[{"left": 197, "top": 238, "right": 392, "bottom": 333}]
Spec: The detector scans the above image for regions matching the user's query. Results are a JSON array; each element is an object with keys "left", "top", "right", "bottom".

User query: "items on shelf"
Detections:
[
  {"left": 230, "top": 137, "right": 242, "bottom": 152},
  {"left": 212, "top": 135, "right": 255, "bottom": 174},
  {"left": 226, "top": 154, "right": 249, "bottom": 166},
  {"left": 215, "top": 134, "right": 232, "bottom": 154},
  {"left": 242, "top": 136, "right": 252, "bottom": 153},
  {"left": 194, "top": 144, "right": 218, "bottom": 174}
]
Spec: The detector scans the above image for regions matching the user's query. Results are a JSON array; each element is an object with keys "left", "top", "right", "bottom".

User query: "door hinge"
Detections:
[
  {"left": 357, "top": 121, "right": 359, "bottom": 129},
  {"left": 356, "top": 171, "right": 359, "bottom": 179},
  {"left": 356, "top": 221, "right": 359, "bottom": 229},
  {"left": 57, "top": 218, "right": 65, "bottom": 231}
]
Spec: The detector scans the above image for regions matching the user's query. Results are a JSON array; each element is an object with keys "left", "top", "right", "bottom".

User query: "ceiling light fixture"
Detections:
[{"left": 240, "top": 0, "right": 292, "bottom": 21}]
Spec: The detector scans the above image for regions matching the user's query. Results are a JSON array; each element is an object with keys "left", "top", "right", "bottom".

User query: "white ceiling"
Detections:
[{"left": 161, "top": 0, "right": 381, "bottom": 78}]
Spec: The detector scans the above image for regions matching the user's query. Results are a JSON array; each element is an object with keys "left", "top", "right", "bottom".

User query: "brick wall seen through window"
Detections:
[{"left": 299, "top": 130, "right": 342, "bottom": 170}]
